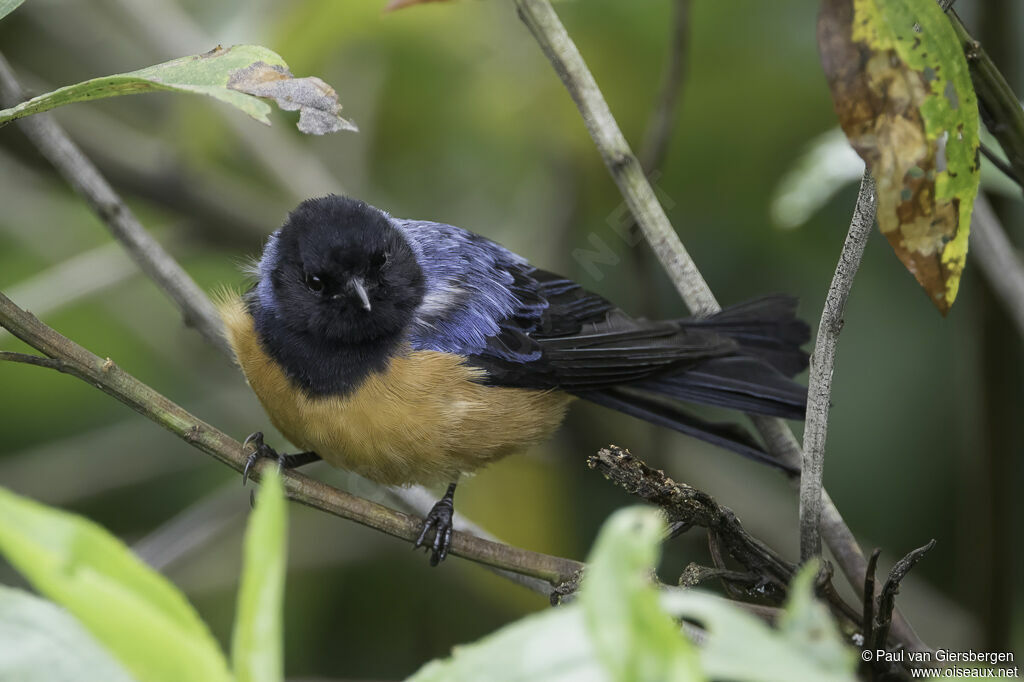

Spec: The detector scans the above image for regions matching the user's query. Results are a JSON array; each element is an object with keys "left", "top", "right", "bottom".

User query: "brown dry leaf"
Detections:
[
  {"left": 818, "top": 0, "right": 979, "bottom": 314},
  {"left": 227, "top": 61, "right": 357, "bottom": 135}
]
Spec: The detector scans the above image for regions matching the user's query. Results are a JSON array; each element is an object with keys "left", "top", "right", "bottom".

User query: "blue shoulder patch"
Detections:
[{"left": 393, "top": 218, "right": 546, "bottom": 362}]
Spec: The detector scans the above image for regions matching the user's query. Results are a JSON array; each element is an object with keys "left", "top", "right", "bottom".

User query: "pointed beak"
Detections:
[{"left": 349, "top": 277, "right": 372, "bottom": 312}]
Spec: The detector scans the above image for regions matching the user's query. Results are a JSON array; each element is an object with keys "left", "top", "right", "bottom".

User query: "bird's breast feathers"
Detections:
[{"left": 218, "top": 294, "right": 571, "bottom": 486}]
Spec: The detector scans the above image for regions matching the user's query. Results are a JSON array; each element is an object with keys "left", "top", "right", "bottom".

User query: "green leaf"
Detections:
[
  {"left": 581, "top": 507, "right": 704, "bottom": 682},
  {"left": 231, "top": 471, "right": 288, "bottom": 682},
  {"left": 777, "top": 563, "right": 859, "bottom": 675},
  {"left": 661, "top": 567, "right": 857, "bottom": 682},
  {"left": 407, "top": 601, "right": 608, "bottom": 682},
  {"left": 0, "top": 0, "right": 26, "bottom": 22},
  {"left": 0, "top": 486, "right": 232, "bottom": 682},
  {"left": 0, "top": 44, "right": 357, "bottom": 135},
  {"left": 0, "top": 586, "right": 137, "bottom": 682},
  {"left": 818, "top": 0, "right": 980, "bottom": 314}
]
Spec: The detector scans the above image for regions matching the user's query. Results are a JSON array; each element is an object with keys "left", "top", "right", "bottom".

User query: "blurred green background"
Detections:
[{"left": 1, "top": 0, "right": 1021, "bottom": 679}]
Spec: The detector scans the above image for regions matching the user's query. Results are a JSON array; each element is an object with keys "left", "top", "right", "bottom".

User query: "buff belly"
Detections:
[{"left": 218, "top": 295, "right": 573, "bottom": 487}]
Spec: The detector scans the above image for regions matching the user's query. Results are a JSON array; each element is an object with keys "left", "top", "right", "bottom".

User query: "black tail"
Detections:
[
  {"left": 676, "top": 295, "right": 810, "bottom": 377},
  {"left": 576, "top": 387, "right": 799, "bottom": 474},
  {"left": 576, "top": 296, "right": 809, "bottom": 471}
]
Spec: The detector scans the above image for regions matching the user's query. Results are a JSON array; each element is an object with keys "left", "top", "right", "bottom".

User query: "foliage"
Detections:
[
  {"left": 0, "top": 45, "right": 356, "bottom": 134},
  {"left": 0, "top": 0, "right": 24, "bottom": 22},
  {"left": 407, "top": 507, "right": 856, "bottom": 682},
  {"left": 0, "top": 586, "right": 136, "bottom": 682},
  {"left": 0, "top": 472, "right": 288, "bottom": 682},
  {"left": 818, "top": 0, "right": 980, "bottom": 313}
]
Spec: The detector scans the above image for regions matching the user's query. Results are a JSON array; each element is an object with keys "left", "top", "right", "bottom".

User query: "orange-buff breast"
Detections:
[{"left": 218, "top": 294, "right": 573, "bottom": 487}]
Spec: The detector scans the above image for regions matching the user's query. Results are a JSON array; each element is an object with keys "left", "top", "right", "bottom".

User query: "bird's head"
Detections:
[{"left": 257, "top": 195, "right": 425, "bottom": 343}]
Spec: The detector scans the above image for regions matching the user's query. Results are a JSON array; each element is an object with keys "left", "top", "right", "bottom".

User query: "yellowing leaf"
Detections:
[{"left": 818, "top": 0, "right": 980, "bottom": 313}]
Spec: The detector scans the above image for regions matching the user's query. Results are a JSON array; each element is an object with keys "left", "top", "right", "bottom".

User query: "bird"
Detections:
[{"left": 218, "top": 195, "right": 810, "bottom": 565}]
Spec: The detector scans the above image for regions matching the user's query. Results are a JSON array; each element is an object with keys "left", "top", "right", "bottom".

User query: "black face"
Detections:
[{"left": 268, "top": 195, "right": 425, "bottom": 345}]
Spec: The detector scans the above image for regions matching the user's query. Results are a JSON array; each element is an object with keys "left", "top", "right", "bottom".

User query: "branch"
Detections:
[
  {"left": 861, "top": 548, "right": 881, "bottom": 648},
  {"left": 946, "top": 9, "right": 1024, "bottom": 189},
  {"left": 512, "top": 0, "right": 929, "bottom": 653},
  {"left": 0, "top": 290, "right": 585, "bottom": 588},
  {"left": 871, "top": 540, "right": 937, "bottom": 653},
  {"left": 970, "top": 193, "right": 1024, "bottom": 339},
  {"left": 0, "top": 52, "right": 230, "bottom": 357},
  {"left": 0, "top": 51, "right": 568, "bottom": 601},
  {"left": 638, "top": 0, "right": 690, "bottom": 173},
  {"left": 588, "top": 445, "right": 862, "bottom": 628},
  {"left": 800, "top": 172, "right": 876, "bottom": 561},
  {"left": 513, "top": 0, "right": 717, "bottom": 316},
  {"left": 0, "top": 351, "right": 68, "bottom": 372}
]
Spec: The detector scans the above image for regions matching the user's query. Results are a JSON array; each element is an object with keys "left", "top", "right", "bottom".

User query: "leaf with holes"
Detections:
[{"left": 818, "top": 0, "right": 980, "bottom": 313}]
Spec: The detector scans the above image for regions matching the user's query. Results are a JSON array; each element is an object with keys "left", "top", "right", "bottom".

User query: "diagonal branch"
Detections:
[
  {"left": 639, "top": 0, "right": 691, "bottom": 173},
  {"left": 0, "top": 52, "right": 229, "bottom": 357},
  {"left": 589, "top": 445, "right": 863, "bottom": 629},
  {"left": 0, "top": 290, "right": 584, "bottom": 589},
  {"left": 0, "top": 49, "right": 567, "bottom": 598},
  {"left": 800, "top": 172, "right": 876, "bottom": 561},
  {"left": 513, "top": 0, "right": 716, "bottom": 315}
]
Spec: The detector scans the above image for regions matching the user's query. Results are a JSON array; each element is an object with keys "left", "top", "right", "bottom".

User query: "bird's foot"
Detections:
[
  {"left": 414, "top": 484, "right": 457, "bottom": 566},
  {"left": 242, "top": 431, "right": 279, "bottom": 485},
  {"left": 241, "top": 431, "right": 320, "bottom": 485}
]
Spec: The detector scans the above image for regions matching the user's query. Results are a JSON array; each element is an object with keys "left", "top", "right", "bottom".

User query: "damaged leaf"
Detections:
[
  {"left": 0, "top": 44, "right": 357, "bottom": 135},
  {"left": 818, "top": 0, "right": 979, "bottom": 313}
]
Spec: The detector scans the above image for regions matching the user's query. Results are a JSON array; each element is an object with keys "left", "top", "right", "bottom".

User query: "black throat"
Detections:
[{"left": 248, "top": 295, "right": 403, "bottom": 397}]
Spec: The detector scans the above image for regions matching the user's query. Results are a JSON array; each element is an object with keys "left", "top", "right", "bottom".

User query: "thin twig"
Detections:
[
  {"left": 514, "top": 0, "right": 717, "bottom": 315},
  {"left": 971, "top": 193, "right": 1024, "bottom": 339},
  {"left": 133, "top": 484, "right": 244, "bottom": 571},
  {"left": 862, "top": 548, "right": 881, "bottom": 646},
  {"left": 639, "top": 0, "right": 690, "bottom": 173},
  {"left": 512, "top": 0, "right": 928, "bottom": 653},
  {"left": 0, "top": 53, "right": 230, "bottom": 356},
  {"left": 0, "top": 351, "right": 67, "bottom": 372},
  {"left": 947, "top": 9, "right": 1024, "bottom": 188},
  {"left": 980, "top": 143, "right": 1019, "bottom": 187},
  {"left": 871, "top": 540, "right": 937, "bottom": 653},
  {"left": 800, "top": 172, "right": 876, "bottom": 561},
  {"left": 0, "top": 290, "right": 585, "bottom": 588},
  {"left": 588, "top": 445, "right": 863, "bottom": 628}
]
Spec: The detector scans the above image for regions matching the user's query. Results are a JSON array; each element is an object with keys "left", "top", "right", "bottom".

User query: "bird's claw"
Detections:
[
  {"left": 241, "top": 431, "right": 283, "bottom": 485},
  {"left": 414, "top": 497, "right": 455, "bottom": 567}
]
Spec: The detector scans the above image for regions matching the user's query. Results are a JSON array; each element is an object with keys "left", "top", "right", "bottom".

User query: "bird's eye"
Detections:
[
  {"left": 305, "top": 273, "right": 324, "bottom": 293},
  {"left": 372, "top": 251, "right": 389, "bottom": 269}
]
